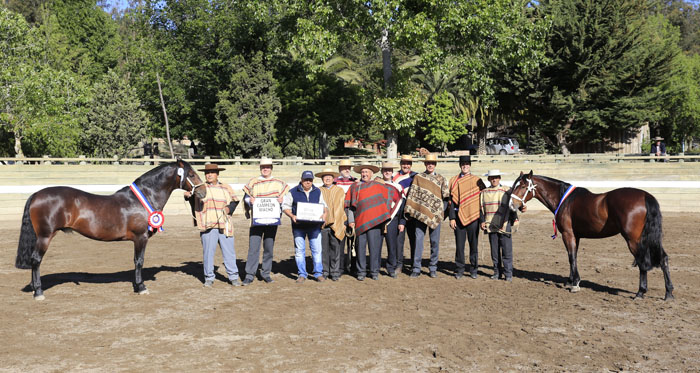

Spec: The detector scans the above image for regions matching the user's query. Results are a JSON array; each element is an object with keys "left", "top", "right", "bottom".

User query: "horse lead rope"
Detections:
[{"left": 551, "top": 185, "right": 577, "bottom": 239}]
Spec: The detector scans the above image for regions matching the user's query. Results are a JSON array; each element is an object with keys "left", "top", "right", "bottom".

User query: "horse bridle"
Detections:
[
  {"left": 177, "top": 167, "right": 204, "bottom": 195},
  {"left": 510, "top": 177, "right": 537, "bottom": 205}
]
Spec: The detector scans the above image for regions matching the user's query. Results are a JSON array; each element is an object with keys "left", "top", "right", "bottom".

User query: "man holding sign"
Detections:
[
  {"left": 283, "top": 171, "right": 328, "bottom": 283},
  {"left": 242, "top": 157, "right": 290, "bottom": 286}
]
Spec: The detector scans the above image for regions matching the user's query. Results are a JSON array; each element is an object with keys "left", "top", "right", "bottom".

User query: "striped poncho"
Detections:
[
  {"left": 404, "top": 172, "right": 450, "bottom": 230},
  {"left": 320, "top": 184, "right": 347, "bottom": 240},
  {"left": 196, "top": 183, "right": 235, "bottom": 237},
  {"left": 345, "top": 180, "right": 398, "bottom": 235},
  {"left": 449, "top": 173, "right": 485, "bottom": 226},
  {"left": 243, "top": 175, "right": 290, "bottom": 226}
]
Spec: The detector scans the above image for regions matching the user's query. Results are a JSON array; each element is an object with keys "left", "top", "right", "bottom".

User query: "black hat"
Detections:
[{"left": 459, "top": 155, "right": 471, "bottom": 165}]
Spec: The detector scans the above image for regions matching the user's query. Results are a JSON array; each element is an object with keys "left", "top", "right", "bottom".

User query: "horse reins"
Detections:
[
  {"left": 510, "top": 177, "right": 537, "bottom": 205},
  {"left": 178, "top": 167, "right": 205, "bottom": 195}
]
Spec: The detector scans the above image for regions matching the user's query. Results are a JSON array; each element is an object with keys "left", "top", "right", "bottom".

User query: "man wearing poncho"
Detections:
[
  {"left": 185, "top": 163, "right": 240, "bottom": 287},
  {"left": 316, "top": 168, "right": 347, "bottom": 281},
  {"left": 242, "top": 157, "right": 290, "bottom": 286},
  {"left": 404, "top": 154, "right": 450, "bottom": 278},
  {"left": 448, "top": 155, "right": 486, "bottom": 279},
  {"left": 393, "top": 154, "right": 418, "bottom": 273},
  {"left": 345, "top": 164, "right": 399, "bottom": 281}
]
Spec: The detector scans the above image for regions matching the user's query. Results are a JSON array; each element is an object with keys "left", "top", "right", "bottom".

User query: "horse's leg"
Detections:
[
  {"left": 626, "top": 238, "right": 647, "bottom": 299},
  {"left": 661, "top": 253, "right": 674, "bottom": 301},
  {"left": 562, "top": 233, "right": 581, "bottom": 292},
  {"left": 31, "top": 237, "right": 51, "bottom": 301},
  {"left": 133, "top": 236, "right": 149, "bottom": 294}
]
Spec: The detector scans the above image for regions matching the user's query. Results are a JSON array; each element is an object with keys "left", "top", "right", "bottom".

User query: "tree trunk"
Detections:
[
  {"left": 477, "top": 125, "right": 487, "bottom": 155},
  {"left": 557, "top": 117, "right": 574, "bottom": 155},
  {"left": 14, "top": 133, "right": 23, "bottom": 158},
  {"left": 381, "top": 27, "right": 398, "bottom": 160},
  {"left": 386, "top": 131, "right": 398, "bottom": 159},
  {"left": 156, "top": 72, "right": 175, "bottom": 159},
  {"left": 319, "top": 131, "right": 329, "bottom": 158}
]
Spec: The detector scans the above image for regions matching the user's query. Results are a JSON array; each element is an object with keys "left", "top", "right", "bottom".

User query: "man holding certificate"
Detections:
[
  {"left": 242, "top": 157, "right": 290, "bottom": 286},
  {"left": 283, "top": 171, "right": 328, "bottom": 283}
]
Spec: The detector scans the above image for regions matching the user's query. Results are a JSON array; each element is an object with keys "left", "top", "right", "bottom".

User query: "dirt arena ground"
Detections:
[{"left": 1, "top": 211, "right": 698, "bottom": 372}]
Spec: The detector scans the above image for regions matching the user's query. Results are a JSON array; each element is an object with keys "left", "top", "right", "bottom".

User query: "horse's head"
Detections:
[
  {"left": 510, "top": 170, "right": 536, "bottom": 211},
  {"left": 176, "top": 158, "right": 206, "bottom": 199}
]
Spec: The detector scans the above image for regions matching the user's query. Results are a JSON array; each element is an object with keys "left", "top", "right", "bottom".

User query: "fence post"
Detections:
[
  {"left": 113, "top": 155, "right": 120, "bottom": 165},
  {"left": 43, "top": 155, "right": 51, "bottom": 165},
  {"left": 79, "top": 155, "right": 86, "bottom": 165}
]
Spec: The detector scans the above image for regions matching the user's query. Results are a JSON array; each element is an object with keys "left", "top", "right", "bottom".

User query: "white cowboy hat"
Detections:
[
  {"left": 259, "top": 157, "right": 273, "bottom": 166},
  {"left": 315, "top": 168, "right": 340, "bottom": 178},
  {"left": 484, "top": 169, "right": 505, "bottom": 177}
]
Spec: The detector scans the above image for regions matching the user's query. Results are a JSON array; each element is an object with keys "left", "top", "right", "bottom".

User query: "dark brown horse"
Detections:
[
  {"left": 508, "top": 171, "right": 673, "bottom": 300},
  {"left": 15, "top": 159, "right": 206, "bottom": 300}
]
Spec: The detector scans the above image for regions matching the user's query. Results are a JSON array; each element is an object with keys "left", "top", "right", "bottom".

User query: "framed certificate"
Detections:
[
  {"left": 296, "top": 202, "right": 324, "bottom": 222},
  {"left": 252, "top": 198, "right": 281, "bottom": 226}
]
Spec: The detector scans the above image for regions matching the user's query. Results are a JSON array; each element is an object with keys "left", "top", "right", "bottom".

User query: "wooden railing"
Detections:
[{"left": 1, "top": 153, "right": 699, "bottom": 166}]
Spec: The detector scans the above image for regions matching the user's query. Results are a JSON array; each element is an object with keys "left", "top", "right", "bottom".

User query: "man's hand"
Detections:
[
  {"left": 224, "top": 206, "right": 230, "bottom": 215},
  {"left": 184, "top": 191, "right": 192, "bottom": 198},
  {"left": 450, "top": 220, "right": 456, "bottom": 230},
  {"left": 249, "top": 196, "right": 256, "bottom": 204},
  {"left": 277, "top": 195, "right": 284, "bottom": 203},
  {"left": 398, "top": 224, "right": 404, "bottom": 232},
  {"left": 521, "top": 204, "right": 527, "bottom": 212},
  {"left": 349, "top": 222, "right": 355, "bottom": 229},
  {"left": 480, "top": 222, "right": 488, "bottom": 231}
]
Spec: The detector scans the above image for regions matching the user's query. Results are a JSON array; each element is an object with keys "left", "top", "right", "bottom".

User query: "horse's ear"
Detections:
[
  {"left": 519, "top": 171, "right": 524, "bottom": 177},
  {"left": 528, "top": 170, "right": 533, "bottom": 178}
]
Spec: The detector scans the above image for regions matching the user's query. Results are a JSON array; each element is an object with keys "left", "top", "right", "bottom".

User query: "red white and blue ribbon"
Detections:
[
  {"left": 130, "top": 182, "right": 164, "bottom": 232},
  {"left": 551, "top": 185, "right": 576, "bottom": 239}
]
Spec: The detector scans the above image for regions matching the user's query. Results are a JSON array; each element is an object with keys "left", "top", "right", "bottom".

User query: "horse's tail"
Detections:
[
  {"left": 15, "top": 194, "right": 37, "bottom": 269},
  {"left": 636, "top": 193, "right": 665, "bottom": 271}
]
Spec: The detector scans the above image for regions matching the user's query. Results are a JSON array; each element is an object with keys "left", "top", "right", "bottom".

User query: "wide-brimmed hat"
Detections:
[
  {"left": 459, "top": 155, "right": 471, "bottom": 165},
  {"left": 199, "top": 163, "right": 226, "bottom": 172},
  {"left": 259, "top": 157, "right": 274, "bottom": 166},
  {"left": 381, "top": 161, "right": 398, "bottom": 170},
  {"left": 353, "top": 164, "right": 380, "bottom": 173},
  {"left": 652, "top": 136, "right": 664, "bottom": 141},
  {"left": 338, "top": 159, "right": 353, "bottom": 167},
  {"left": 315, "top": 168, "right": 340, "bottom": 178},
  {"left": 423, "top": 153, "right": 439, "bottom": 162},
  {"left": 400, "top": 155, "right": 413, "bottom": 163},
  {"left": 484, "top": 169, "right": 505, "bottom": 177}
]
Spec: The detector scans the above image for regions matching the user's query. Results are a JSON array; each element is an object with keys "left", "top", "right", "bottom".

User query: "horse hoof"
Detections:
[
  {"left": 34, "top": 294, "right": 45, "bottom": 301},
  {"left": 138, "top": 289, "right": 150, "bottom": 295},
  {"left": 664, "top": 293, "right": 675, "bottom": 301},
  {"left": 570, "top": 285, "right": 580, "bottom": 293}
]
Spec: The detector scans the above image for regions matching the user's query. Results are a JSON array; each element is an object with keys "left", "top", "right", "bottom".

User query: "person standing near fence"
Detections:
[
  {"left": 334, "top": 159, "right": 357, "bottom": 273},
  {"left": 378, "top": 162, "right": 404, "bottom": 278},
  {"left": 393, "top": 154, "right": 417, "bottom": 273},
  {"left": 242, "top": 157, "right": 289, "bottom": 286},
  {"left": 316, "top": 168, "right": 347, "bottom": 281},
  {"left": 185, "top": 163, "right": 240, "bottom": 287},
  {"left": 346, "top": 164, "right": 399, "bottom": 281},
  {"left": 480, "top": 170, "right": 518, "bottom": 282},
  {"left": 448, "top": 155, "right": 486, "bottom": 279},
  {"left": 404, "top": 153, "right": 450, "bottom": 278},
  {"left": 283, "top": 171, "right": 328, "bottom": 283}
]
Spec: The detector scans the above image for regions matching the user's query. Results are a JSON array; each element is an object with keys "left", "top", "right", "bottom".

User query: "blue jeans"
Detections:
[
  {"left": 293, "top": 226, "right": 323, "bottom": 278},
  {"left": 201, "top": 228, "right": 237, "bottom": 281},
  {"left": 413, "top": 221, "right": 441, "bottom": 273}
]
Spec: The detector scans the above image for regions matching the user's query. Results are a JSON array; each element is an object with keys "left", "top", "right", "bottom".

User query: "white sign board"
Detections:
[
  {"left": 296, "top": 202, "right": 324, "bottom": 223},
  {"left": 252, "top": 198, "right": 281, "bottom": 226}
]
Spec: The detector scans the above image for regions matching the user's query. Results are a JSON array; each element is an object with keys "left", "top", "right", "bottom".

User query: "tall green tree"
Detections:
[
  {"left": 83, "top": 70, "right": 149, "bottom": 158},
  {"left": 532, "top": 0, "right": 680, "bottom": 154},
  {"left": 424, "top": 91, "right": 468, "bottom": 152},
  {"left": 215, "top": 53, "right": 281, "bottom": 158},
  {"left": 662, "top": 52, "right": 700, "bottom": 151}
]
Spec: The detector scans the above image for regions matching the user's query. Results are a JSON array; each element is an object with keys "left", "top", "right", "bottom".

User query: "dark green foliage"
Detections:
[{"left": 215, "top": 53, "right": 280, "bottom": 158}]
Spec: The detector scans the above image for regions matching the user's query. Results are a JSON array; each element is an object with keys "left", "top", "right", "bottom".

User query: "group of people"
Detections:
[{"left": 184, "top": 154, "right": 524, "bottom": 287}]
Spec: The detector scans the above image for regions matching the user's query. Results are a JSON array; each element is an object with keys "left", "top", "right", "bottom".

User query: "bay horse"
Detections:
[
  {"left": 14, "top": 159, "right": 206, "bottom": 300},
  {"left": 508, "top": 171, "right": 673, "bottom": 300}
]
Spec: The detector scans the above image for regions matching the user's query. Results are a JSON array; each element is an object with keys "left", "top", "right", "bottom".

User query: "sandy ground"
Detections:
[{"left": 1, "top": 211, "right": 698, "bottom": 372}]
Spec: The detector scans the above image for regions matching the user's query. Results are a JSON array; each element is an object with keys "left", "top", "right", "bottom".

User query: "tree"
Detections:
[
  {"left": 662, "top": 52, "right": 700, "bottom": 151},
  {"left": 424, "top": 91, "right": 468, "bottom": 152},
  {"left": 532, "top": 0, "right": 680, "bottom": 154},
  {"left": 215, "top": 53, "right": 280, "bottom": 158},
  {"left": 83, "top": 70, "right": 149, "bottom": 158}
]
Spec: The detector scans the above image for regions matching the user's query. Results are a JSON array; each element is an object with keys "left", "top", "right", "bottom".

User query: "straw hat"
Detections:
[
  {"left": 400, "top": 155, "right": 413, "bottom": 163},
  {"left": 315, "top": 168, "right": 340, "bottom": 178},
  {"left": 423, "top": 153, "right": 439, "bottom": 162},
  {"left": 338, "top": 159, "right": 353, "bottom": 167},
  {"left": 381, "top": 161, "right": 398, "bottom": 169},
  {"left": 353, "top": 164, "right": 380, "bottom": 173},
  {"left": 484, "top": 169, "right": 505, "bottom": 177},
  {"left": 259, "top": 157, "right": 273, "bottom": 166},
  {"left": 198, "top": 163, "right": 226, "bottom": 172},
  {"left": 652, "top": 136, "right": 664, "bottom": 141}
]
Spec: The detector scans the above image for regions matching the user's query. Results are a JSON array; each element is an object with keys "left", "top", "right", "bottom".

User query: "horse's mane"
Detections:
[{"left": 534, "top": 175, "right": 572, "bottom": 198}]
